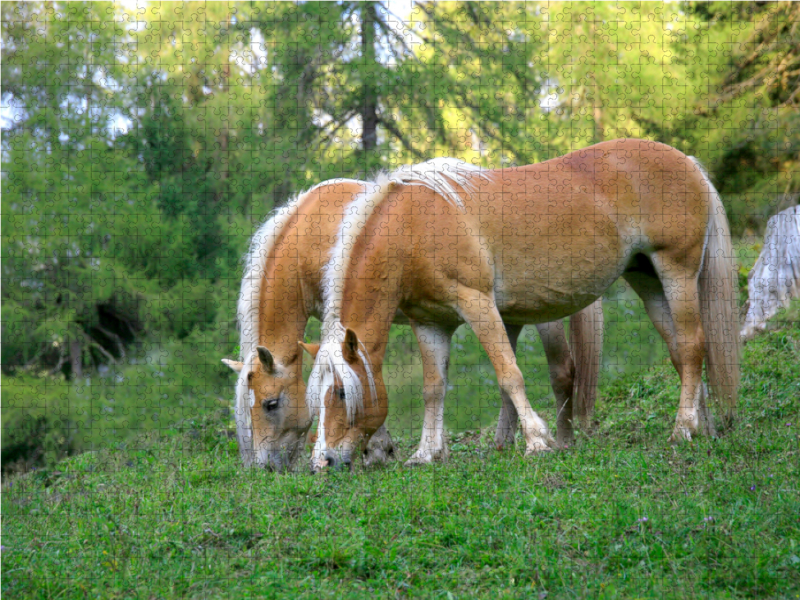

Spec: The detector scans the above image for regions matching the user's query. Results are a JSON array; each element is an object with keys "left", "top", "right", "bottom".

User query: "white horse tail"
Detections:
[
  {"left": 692, "top": 157, "right": 740, "bottom": 425},
  {"left": 569, "top": 298, "right": 604, "bottom": 428}
]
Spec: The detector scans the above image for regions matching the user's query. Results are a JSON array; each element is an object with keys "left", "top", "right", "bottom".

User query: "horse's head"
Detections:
[
  {"left": 303, "top": 328, "right": 388, "bottom": 472},
  {"left": 222, "top": 345, "right": 314, "bottom": 472}
]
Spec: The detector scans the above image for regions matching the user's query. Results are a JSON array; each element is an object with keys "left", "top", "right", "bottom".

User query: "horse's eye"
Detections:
[
  {"left": 263, "top": 398, "right": 280, "bottom": 412},
  {"left": 338, "top": 388, "right": 346, "bottom": 401}
]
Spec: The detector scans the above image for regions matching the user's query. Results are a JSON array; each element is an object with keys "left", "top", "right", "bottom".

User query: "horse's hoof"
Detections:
[
  {"left": 404, "top": 455, "right": 432, "bottom": 467},
  {"left": 363, "top": 447, "right": 393, "bottom": 467},
  {"left": 556, "top": 435, "right": 575, "bottom": 449},
  {"left": 494, "top": 431, "right": 517, "bottom": 451},
  {"left": 524, "top": 442, "right": 554, "bottom": 455},
  {"left": 668, "top": 428, "right": 693, "bottom": 444},
  {"left": 404, "top": 447, "right": 448, "bottom": 466}
]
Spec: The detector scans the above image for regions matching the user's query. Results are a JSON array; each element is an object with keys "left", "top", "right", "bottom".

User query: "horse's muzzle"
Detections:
[{"left": 324, "top": 449, "right": 352, "bottom": 471}]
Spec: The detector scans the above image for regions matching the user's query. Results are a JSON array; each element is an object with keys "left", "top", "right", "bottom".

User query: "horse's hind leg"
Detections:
[
  {"left": 455, "top": 285, "right": 554, "bottom": 453},
  {"left": 406, "top": 321, "right": 455, "bottom": 465},
  {"left": 623, "top": 270, "right": 682, "bottom": 374},
  {"left": 496, "top": 321, "right": 579, "bottom": 450},
  {"left": 535, "top": 320, "right": 576, "bottom": 448},
  {"left": 642, "top": 254, "right": 708, "bottom": 442},
  {"left": 623, "top": 268, "right": 717, "bottom": 438},
  {"left": 494, "top": 323, "right": 522, "bottom": 450}
]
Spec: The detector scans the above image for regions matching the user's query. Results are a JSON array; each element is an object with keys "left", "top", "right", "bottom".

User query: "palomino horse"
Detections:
[
  {"left": 307, "top": 139, "right": 740, "bottom": 469},
  {"left": 223, "top": 173, "right": 603, "bottom": 470}
]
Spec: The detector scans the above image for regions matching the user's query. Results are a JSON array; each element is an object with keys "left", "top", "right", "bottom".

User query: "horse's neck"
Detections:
[
  {"left": 339, "top": 273, "right": 397, "bottom": 359},
  {"left": 258, "top": 269, "right": 308, "bottom": 363},
  {"left": 338, "top": 229, "right": 404, "bottom": 363}
]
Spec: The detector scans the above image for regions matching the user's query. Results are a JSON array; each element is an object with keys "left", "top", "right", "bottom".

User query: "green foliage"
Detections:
[
  {"left": 5, "top": 0, "right": 799, "bottom": 378},
  {"left": 1, "top": 325, "right": 237, "bottom": 475}
]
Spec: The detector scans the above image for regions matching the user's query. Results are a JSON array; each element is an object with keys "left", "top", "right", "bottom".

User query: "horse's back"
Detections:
[
  {"left": 405, "top": 140, "right": 711, "bottom": 321},
  {"left": 471, "top": 139, "right": 709, "bottom": 258}
]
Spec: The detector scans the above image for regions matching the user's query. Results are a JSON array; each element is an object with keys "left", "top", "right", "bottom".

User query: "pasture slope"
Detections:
[{"left": 4, "top": 322, "right": 799, "bottom": 599}]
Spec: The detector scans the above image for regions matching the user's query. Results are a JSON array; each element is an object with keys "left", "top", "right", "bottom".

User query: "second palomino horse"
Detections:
[
  {"left": 223, "top": 172, "right": 603, "bottom": 470},
  {"left": 307, "top": 139, "right": 740, "bottom": 469}
]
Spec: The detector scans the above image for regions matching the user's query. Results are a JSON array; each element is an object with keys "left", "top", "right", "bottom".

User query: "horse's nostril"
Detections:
[{"left": 325, "top": 452, "right": 351, "bottom": 470}]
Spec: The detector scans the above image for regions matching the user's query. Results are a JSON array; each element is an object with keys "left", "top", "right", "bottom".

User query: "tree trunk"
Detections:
[
  {"left": 70, "top": 338, "right": 83, "bottom": 379},
  {"left": 741, "top": 205, "right": 800, "bottom": 339},
  {"left": 360, "top": 1, "right": 378, "bottom": 153}
]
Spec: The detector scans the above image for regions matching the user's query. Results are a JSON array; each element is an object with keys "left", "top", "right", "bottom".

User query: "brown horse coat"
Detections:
[{"left": 309, "top": 140, "right": 739, "bottom": 466}]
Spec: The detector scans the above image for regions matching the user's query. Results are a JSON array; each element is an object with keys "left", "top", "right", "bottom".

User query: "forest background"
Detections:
[{"left": 3, "top": 1, "right": 799, "bottom": 471}]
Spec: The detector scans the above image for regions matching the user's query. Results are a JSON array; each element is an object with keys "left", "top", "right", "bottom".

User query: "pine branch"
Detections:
[{"left": 378, "top": 116, "right": 426, "bottom": 159}]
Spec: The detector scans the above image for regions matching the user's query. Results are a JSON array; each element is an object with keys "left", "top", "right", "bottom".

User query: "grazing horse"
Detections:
[
  {"left": 307, "top": 139, "right": 740, "bottom": 469},
  {"left": 223, "top": 174, "right": 603, "bottom": 470}
]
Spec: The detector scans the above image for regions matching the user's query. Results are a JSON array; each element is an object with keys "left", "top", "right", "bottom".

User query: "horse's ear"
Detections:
[
  {"left": 298, "top": 341, "right": 320, "bottom": 359},
  {"left": 256, "top": 346, "right": 275, "bottom": 374},
  {"left": 222, "top": 359, "right": 244, "bottom": 373},
  {"left": 343, "top": 328, "right": 360, "bottom": 364}
]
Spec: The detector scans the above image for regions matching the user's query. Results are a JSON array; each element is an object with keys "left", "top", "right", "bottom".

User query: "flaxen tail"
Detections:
[
  {"left": 569, "top": 298, "right": 604, "bottom": 428},
  {"left": 691, "top": 157, "right": 740, "bottom": 425}
]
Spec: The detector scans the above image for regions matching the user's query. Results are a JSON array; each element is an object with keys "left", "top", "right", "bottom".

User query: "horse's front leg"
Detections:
[
  {"left": 405, "top": 321, "right": 456, "bottom": 465},
  {"left": 454, "top": 284, "right": 555, "bottom": 454}
]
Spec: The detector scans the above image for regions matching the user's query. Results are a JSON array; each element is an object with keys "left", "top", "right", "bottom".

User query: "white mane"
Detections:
[
  {"left": 323, "top": 158, "right": 488, "bottom": 334},
  {"left": 238, "top": 196, "right": 303, "bottom": 365},
  {"left": 311, "top": 158, "right": 490, "bottom": 421}
]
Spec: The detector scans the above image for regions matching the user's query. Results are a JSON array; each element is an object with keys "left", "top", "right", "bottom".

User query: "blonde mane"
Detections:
[{"left": 309, "top": 158, "right": 490, "bottom": 420}]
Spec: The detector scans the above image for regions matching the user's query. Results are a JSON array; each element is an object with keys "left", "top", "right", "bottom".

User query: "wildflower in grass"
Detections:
[
  {"left": 637, "top": 516, "right": 648, "bottom": 523},
  {"left": 750, "top": 485, "right": 756, "bottom": 491}
]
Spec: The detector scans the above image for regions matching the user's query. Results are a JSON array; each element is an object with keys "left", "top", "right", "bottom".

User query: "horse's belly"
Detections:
[
  {"left": 493, "top": 260, "right": 621, "bottom": 324},
  {"left": 400, "top": 301, "right": 462, "bottom": 326}
]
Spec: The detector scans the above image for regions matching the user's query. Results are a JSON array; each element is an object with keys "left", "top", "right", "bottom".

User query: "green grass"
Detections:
[{"left": 4, "top": 322, "right": 799, "bottom": 599}]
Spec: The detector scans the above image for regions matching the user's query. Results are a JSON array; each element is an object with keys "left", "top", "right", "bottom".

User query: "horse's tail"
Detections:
[
  {"left": 691, "top": 157, "right": 740, "bottom": 425},
  {"left": 569, "top": 298, "right": 604, "bottom": 428}
]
